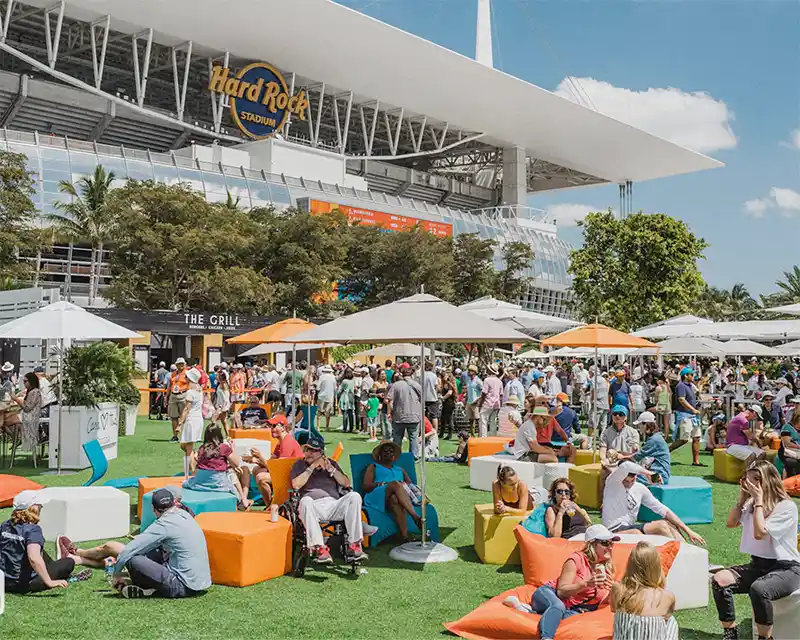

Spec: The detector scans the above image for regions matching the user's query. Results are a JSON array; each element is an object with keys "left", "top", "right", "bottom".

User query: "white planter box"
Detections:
[
  {"left": 48, "top": 403, "right": 120, "bottom": 469},
  {"left": 123, "top": 404, "right": 137, "bottom": 436}
]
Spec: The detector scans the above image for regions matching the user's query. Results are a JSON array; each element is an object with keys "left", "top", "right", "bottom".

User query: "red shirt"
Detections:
[
  {"left": 272, "top": 434, "right": 302, "bottom": 459},
  {"left": 536, "top": 418, "right": 567, "bottom": 445},
  {"left": 197, "top": 443, "right": 232, "bottom": 472}
]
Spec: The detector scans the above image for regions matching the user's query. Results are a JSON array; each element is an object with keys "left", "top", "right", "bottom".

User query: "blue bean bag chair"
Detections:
[{"left": 349, "top": 452, "right": 439, "bottom": 547}]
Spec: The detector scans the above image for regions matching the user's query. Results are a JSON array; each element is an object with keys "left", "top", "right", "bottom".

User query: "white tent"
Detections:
[
  {"left": 638, "top": 314, "right": 714, "bottom": 330},
  {"left": 459, "top": 296, "right": 582, "bottom": 335},
  {"left": 239, "top": 342, "right": 338, "bottom": 358},
  {"left": 351, "top": 343, "right": 450, "bottom": 360},
  {"left": 777, "top": 340, "right": 800, "bottom": 355},
  {"left": 545, "top": 347, "right": 576, "bottom": 358},
  {"left": 0, "top": 301, "right": 141, "bottom": 473},
  {"left": 515, "top": 347, "right": 547, "bottom": 359},
  {"left": 766, "top": 303, "right": 800, "bottom": 315},
  {"left": 722, "top": 340, "right": 784, "bottom": 358},
  {"left": 286, "top": 293, "right": 531, "bottom": 564},
  {"left": 630, "top": 336, "right": 728, "bottom": 357},
  {"left": 633, "top": 320, "right": 800, "bottom": 341}
]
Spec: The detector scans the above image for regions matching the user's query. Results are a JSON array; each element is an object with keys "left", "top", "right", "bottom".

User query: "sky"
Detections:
[{"left": 335, "top": 0, "right": 799, "bottom": 296}]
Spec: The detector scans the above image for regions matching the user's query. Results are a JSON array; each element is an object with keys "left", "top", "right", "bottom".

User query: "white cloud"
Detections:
[
  {"left": 546, "top": 203, "right": 604, "bottom": 226},
  {"left": 743, "top": 188, "right": 800, "bottom": 218},
  {"left": 783, "top": 129, "right": 800, "bottom": 149},
  {"left": 554, "top": 77, "right": 737, "bottom": 154}
]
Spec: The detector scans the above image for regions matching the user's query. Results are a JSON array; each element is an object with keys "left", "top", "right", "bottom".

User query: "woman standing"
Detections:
[
  {"left": 178, "top": 368, "right": 204, "bottom": 478},
  {"left": 374, "top": 369, "right": 390, "bottom": 440},
  {"left": 439, "top": 372, "right": 457, "bottom": 440},
  {"left": 545, "top": 477, "right": 591, "bottom": 539},
  {"left": 712, "top": 459, "right": 800, "bottom": 640},
  {"left": 654, "top": 374, "right": 672, "bottom": 440},
  {"left": 611, "top": 541, "right": 678, "bottom": 639},
  {"left": 10, "top": 372, "right": 43, "bottom": 461},
  {"left": 337, "top": 369, "right": 355, "bottom": 433},
  {"left": 213, "top": 370, "right": 231, "bottom": 431}
]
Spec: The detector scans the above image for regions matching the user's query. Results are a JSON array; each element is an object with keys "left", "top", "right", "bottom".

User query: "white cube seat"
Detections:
[
  {"left": 570, "top": 532, "right": 708, "bottom": 610},
  {"left": 541, "top": 462, "right": 575, "bottom": 489},
  {"left": 230, "top": 438, "right": 270, "bottom": 470},
  {"left": 752, "top": 587, "right": 800, "bottom": 640},
  {"left": 469, "top": 455, "right": 543, "bottom": 492},
  {"left": 38, "top": 486, "right": 130, "bottom": 543}
]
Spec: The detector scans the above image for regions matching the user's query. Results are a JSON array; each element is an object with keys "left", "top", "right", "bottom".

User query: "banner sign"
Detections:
[
  {"left": 208, "top": 62, "right": 309, "bottom": 139},
  {"left": 308, "top": 199, "right": 453, "bottom": 237}
]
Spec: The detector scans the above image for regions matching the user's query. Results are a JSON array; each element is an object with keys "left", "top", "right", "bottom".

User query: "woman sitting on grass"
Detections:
[
  {"left": 778, "top": 409, "right": 800, "bottom": 478},
  {"left": 545, "top": 477, "right": 591, "bottom": 538},
  {"left": 492, "top": 464, "right": 535, "bottom": 514},
  {"left": 611, "top": 541, "right": 678, "bottom": 639},
  {"left": 183, "top": 424, "right": 251, "bottom": 510},
  {"left": 503, "top": 524, "right": 616, "bottom": 640},
  {"left": 362, "top": 440, "right": 423, "bottom": 542}
]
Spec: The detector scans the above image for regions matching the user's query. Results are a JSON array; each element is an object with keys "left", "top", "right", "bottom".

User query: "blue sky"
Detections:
[{"left": 336, "top": 0, "right": 799, "bottom": 296}]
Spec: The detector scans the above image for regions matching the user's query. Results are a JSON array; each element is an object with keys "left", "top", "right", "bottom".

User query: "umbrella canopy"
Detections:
[
  {"left": 722, "top": 340, "right": 783, "bottom": 357},
  {"left": 515, "top": 347, "right": 546, "bottom": 359},
  {"left": 776, "top": 339, "right": 800, "bottom": 355},
  {"left": 545, "top": 346, "right": 577, "bottom": 358},
  {"left": 541, "top": 324, "right": 658, "bottom": 349},
  {"left": 0, "top": 301, "right": 140, "bottom": 340},
  {"left": 630, "top": 336, "right": 728, "bottom": 357},
  {"left": 351, "top": 343, "right": 450, "bottom": 360},
  {"left": 238, "top": 342, "right": 338, "bottom": 357},
  {"left": 633, "top": 319, "right": 800, "bottom": 341},
  {"left": 459, "top": 296, "right": 582, "bottom": 335},
  {"left": 227, "top": 318, "right": 317, "bottom": 344},
  {"left": 286, "top": 294, "right": 532, "bottom": 344},
  {"left": 638, "top": 314, "right": 714, "bottom": 330},
  {"left": 766, "top": 303, "right": 800, "bottom": 316}
]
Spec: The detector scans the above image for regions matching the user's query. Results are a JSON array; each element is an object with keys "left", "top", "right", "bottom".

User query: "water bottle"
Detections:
[{"left": 104, "top": 558, "right": 116, "bottom": 585}]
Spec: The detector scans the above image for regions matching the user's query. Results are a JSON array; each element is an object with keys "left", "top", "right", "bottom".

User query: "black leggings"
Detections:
[
  {"left": 440, "top": 399, "right": 455, "bottom": 437},
  {"left": 5, "top": 550, "right": 74, "bottom": 594},
  {"left": 712, "top": 556, "right": 800, "bottom": 626}
]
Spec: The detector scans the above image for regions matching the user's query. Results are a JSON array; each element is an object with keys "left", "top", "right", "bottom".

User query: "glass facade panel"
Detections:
[
  {"left": 69, "top": 151, "right": 99, "bottom": 182},
  {"left": 152, "top": 163, "right": 180, "bottom": 186},
  {"left": 125, "top": 160, "right": 154, "bottom": 181},
  {"left": 175, "top": 167, "right": 204, "bottom": 192}
]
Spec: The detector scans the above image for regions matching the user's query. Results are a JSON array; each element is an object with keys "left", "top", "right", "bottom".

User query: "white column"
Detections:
[
  {"left": 502, "top": 146, "right": 527, "bottom": 206},
  {"left": 475, "top": 0, "right": 493, "bottom": 68}
]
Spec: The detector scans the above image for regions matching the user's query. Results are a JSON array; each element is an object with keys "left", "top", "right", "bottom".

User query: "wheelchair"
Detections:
[{"left": 279, "top": 488, "right": 364, "bottom": 577}]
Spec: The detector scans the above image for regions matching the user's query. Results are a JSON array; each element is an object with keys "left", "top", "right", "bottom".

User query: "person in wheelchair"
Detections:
[{"left": 290, "top": 435, "right": 369, "bottom": 565}]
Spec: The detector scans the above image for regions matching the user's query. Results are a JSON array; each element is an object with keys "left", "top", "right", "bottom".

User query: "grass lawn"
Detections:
[{"left": 0, "top": 417, "right": 769, "bottom": 639}]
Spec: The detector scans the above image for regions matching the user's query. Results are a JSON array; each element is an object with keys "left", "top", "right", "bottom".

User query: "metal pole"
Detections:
[
  {"left": 306, "top": 347, "right": 312, "bottom": 435},
  {"left": 57, "top": 337, "right": 64, "bottom": 473},
  {"left": 592, "top": 345, "right": 598, "bottom": 463},
  {"left": 290, "top": 343, "right": 297, "bottom": 429},
  {"left": 419, "top": 341, "right": 427, "bottom": 545}
]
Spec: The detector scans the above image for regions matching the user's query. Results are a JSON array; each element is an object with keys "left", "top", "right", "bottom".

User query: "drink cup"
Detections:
[{"left": 270, "top": 504, "right": 279, "bottom": 522}]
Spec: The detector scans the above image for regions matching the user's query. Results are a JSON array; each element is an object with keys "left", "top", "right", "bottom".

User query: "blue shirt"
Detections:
[
  {"left": 609, "top": 379, "right": 631, "bottom": 407},
  {"left": 554, "top": 406, "right": 580, "bottom": 438},
  {"left": 209, "top": 372, "right": 217, "bottom": 389},
  {"left": 466, "top": 375, "right": 483, "bottom": 405},
  {"left": 634, "top": 432, "right": 671, "bottom": 485},
  {"left": 385, "top": 369, "right": 394, "bottom": 384},
  {"left": 763, "top": 403, "right": 783, "bottom": 430},
  {"left": 675, "top": 381, "right": 696, "bottom": 411}
]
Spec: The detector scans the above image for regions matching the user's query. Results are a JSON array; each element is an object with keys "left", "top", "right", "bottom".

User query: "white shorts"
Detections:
[
  {"left": 180, "top": 417, "right": 204, "bottom": 444},
  {"left": 727, "top": 444, "right": 763, "bottom": 461},
  {"left": 678, "top": 415, "right": 702, "bottom": 440},
  {"left": 318, "top": 399, "right": 333, "bottom": 415}
]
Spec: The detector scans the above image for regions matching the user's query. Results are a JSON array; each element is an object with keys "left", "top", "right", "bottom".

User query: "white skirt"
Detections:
[{"left": 180, "top": 416, "right": 204, "bottom": 444}]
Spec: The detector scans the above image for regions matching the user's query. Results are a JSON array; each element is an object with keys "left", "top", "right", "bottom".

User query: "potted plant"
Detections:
[{"left": 118, "top": 382, "right": 142, "bottom": 436}]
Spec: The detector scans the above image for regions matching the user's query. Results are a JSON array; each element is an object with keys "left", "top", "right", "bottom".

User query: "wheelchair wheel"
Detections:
[{"left": 292, "top": 543, "right": 308, "bottom": 577}]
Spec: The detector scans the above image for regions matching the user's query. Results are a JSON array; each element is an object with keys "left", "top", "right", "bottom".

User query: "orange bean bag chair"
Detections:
[
  {"left": 784, "top": 475, "right": 800, "bottom": 498},
  {"left": 0, "top": 475, "right": 43, "bottom": 507}
]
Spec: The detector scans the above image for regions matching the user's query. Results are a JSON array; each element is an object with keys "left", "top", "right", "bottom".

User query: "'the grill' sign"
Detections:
[{"left": 208, "top": 62, "right": 309, "bottom": 139}]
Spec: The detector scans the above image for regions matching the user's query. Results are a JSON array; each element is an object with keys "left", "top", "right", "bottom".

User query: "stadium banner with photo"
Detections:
[{"left": 307, "top": 199, "right": 452, "bottom": 237}]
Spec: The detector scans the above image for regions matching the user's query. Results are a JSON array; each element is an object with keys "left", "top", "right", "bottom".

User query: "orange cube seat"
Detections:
[
  {"left": 228, "top": 428, "right": 278, "bottom": 447},
  {"left": 196, "top": 512, "right": 291, "bottom": 587},
  {"left": 467, "top": 437, "right": 511, "bottom": 465},
  {"left": 137, "top": 476, "right": 185, "bottom": 520}
]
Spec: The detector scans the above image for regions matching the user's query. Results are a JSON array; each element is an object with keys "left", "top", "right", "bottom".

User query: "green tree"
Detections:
[
  {"left": 451, "top": 233, "right": 496, "bottom": 304},
  {"left": 696, "top": 283, "right": 760, "bottom": 321},
  {"left": 45, "top": 165, "right": 115, "bottom": 306},
  {"left": 776, "top": 266, "right": 800, "bottom": 302},
  {"left": 104, "top": 181, "right": 273, "bottom": 313},
  {"left": 494, "top": 240, "right": 534, "bottom": 302},
  {"left": 0, "top": 150, "right": 44, "bottom": 286},
  {"left": 569, "top": 210, "right": 708, "bottom": 331}
]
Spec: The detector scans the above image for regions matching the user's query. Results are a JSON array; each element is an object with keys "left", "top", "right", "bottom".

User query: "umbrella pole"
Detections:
[
  {"left": 592, "top": 345, "right": 598, "bottom": 463},
  {"left": 58, "top": 338, "right": 63, "bottom": 474},
  {"left": 419, "top": 341, "right": 427, "bottom": 545},
  {"left": 306, "top": 347, "right": 312, "bottom": 436},
  {"left": 291, "top": 343, "right": 297, "bottom": 430}
]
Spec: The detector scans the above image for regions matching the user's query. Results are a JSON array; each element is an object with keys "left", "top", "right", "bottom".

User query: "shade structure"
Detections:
[
  {"left": 777, "top": 340, "right": 800, "bottom": 355},
  {"left": 630, "top": 336, "right": 728, "bottom": 357},
  {"left": 638, "top": 314, "right": 714, "bottom": 330},
  {"left": 515, "top": 347, "right": 546, "bottom": 359},
  {"left": 545, "top": 346, "right": 577, "bottom": 358},
  {"left": 238, "top": 342, "right": 338, "bottom": 358},
  {"left": 459, "top": 296, "right": 582, "bottom": 335},
  {"left": 351, "top": 343, "right": 450, "bottom": 360},
  {"left": 633, "top": 319, "right": 800, "bottom": 341},
  {"left": 722, "top": 340, "right": 783, "bottom": 357},
  {"left": 541, "top": 324, "right": 659, "bottom": 349},
  {"left": 226, "top": 318, "right": 317, "bottom": 344},
  {"left": 766, "top": 303, "right": 800, "bottom": 316},
  {"left": 287, "top": 294, "right": 533, "bottom": 345},
  {"left": 0, "top": 300, "right": 140, "bottom": 340}
]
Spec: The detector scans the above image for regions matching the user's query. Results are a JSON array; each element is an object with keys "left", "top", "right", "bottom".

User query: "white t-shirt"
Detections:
[
  {"left": 316, "top": 373, "right": 337, "bottom": 402},
  {"left": 263, "top": 370, "right": 281, "bottom": 392},
  {"left": 185, "top": 388, "right": 203, "bottom": 422},
  {"left": 603, "top": 461, "right": 668, "bottom": 531},
  {"left": 513, "top": 420, "right": 537, "bottom": 457},
  {"left": 740, "top": 499, "right": 800, "bottom": 562},
  {"left": 547, "top": 375, "right": 562, "bottom": 396},
  {"left": 423, "top": 371, "right": 439, "bottom": 402}
]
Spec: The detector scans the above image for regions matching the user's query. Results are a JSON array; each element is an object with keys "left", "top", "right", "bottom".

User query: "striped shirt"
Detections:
[
  {"left": 613, "top": 612, "right": 678, "bottom": 640},
  {"left": 602, "top": 461, "right": 668, "bottom": 532}
]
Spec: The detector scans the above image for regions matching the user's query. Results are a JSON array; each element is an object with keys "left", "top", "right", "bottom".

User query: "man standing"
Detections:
[
  {"left": 609, "top": 370, "right": 631, "bottom": 412},
  {"left": 386, "top": 363, "right": 423, "bottom": 460},
  {"left": 167, "top": 358, "right": 189, "bottom": 442},
  {"left": 465, "top": 364, "right": 483, "bottom": 436},
  {"left": 586, "top": 369, "right": 610, "bottom": 433},
  {"left": 544, "top": 366, "right": 562, "bottom": 396},
  {"left": 669, "top": 366, "right": 704, "bottom": 466},
  {"left": 290, "top": 436, "right": 368, "bottom": 564},
  {"left": 478, "top": 365, "right": 502, "bottom": 437},
  {"left": 316, "top": 365, "right": 337, "bottom": 431},
  {"left": 423, "top": 361, "right": 440, "bottom": 437},
  {"left": 503, "top": 368, "right": 525, "bottom": 409}
]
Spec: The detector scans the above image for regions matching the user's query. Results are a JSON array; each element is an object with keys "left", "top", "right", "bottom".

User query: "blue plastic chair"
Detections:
[
  {"left": 81, "top": 439, "right": 108, "bottom": 486},
  {"left": 349, "top": 452, "right": 439, "bottom": 547}
]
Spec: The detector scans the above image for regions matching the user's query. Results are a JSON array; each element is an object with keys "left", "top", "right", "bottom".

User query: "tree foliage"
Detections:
[
  {"left": 569, "top": 210, "right": 708, "bottom": 331},
  {"left": 451, "top": 233, "right": 496, "bottom": 304},
  {"left": 494, "top": 240, "right": 534, "bottom": 302},
  {"left": 696, "top": 283, "right": 760, "bottom": 321},
  {"left": 776, "top": 266, "right": 800, "bottom": 302}
]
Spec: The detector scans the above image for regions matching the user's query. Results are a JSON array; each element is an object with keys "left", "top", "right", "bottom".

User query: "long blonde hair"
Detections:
[
  {"left": 747, "top": 458, "right": 790, "bottom": 515},
  {"left": 611, "top": 542, "right": 663, "bottom": 614},
  {"left": 583, "top": 540, "right": 614, "bottom": 578}
]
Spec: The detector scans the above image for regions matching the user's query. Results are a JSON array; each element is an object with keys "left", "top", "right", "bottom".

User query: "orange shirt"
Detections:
[{"left": 170, "top": 370, "right": 189, "bottom": 394}]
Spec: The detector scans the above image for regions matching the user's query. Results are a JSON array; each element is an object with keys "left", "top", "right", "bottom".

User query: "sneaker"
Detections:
[
  {"left": 502, "top": 595, "right": 533, "bottom": 614},
  {"left": 169, "top": 436, "right": 179, "bottom": 443},
  {"left": 367, "top": 438, "right": 378, "bottom": 443},
  {"left": 312, "top": 545, "right": 333, "bottom": 565},
  {"left": 56, "top": 535, "right": 76, "bottom": 560},
  {"left": 362, "top": 523, "right": 379, "bottom": 536},
  {"left": 121, "top": 585, "right": 157, "bottom": 599},
  {"left": 68, "top": 569, "right": 92, "bottom": 583},
  {"left": 347, "top": 542, "right": 368, "bottom": 562}
]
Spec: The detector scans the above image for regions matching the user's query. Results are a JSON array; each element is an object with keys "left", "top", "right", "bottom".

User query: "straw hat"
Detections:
[{"left": 372, "top": 440, "right": 402, "bottom": 461}]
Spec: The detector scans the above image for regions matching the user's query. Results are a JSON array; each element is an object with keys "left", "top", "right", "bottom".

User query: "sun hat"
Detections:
[
  {"left": 487, "top": 364, "right": 499, "bottom": 376},
  {"left": 776, "top": 377, "right": 789, "bottom": 385},
  {"left": 13, "top": 490, "right": 49, "bottom": 511},
  {"left": 544, "top": 365, "right": 555, "bottom": 373},
  {"left": 505, "top": 395, "right": 521, "bottom": 406},
  {"left": 585, "top": 524, "right": 621, "bottom": 543},
  {"left": 320, "top": 364, "right": 333, "bottom": 373},
  {"left": 468, "top": 364, "right": 478, "bottom": 374},
  {"left": 185, "top": 368, "right": 201, "bottom": 384},
  {"left": 174, "top": 357, "right": 186, "bottom": 365},
  {"left": 1, "top": 361, "right": 14, "bottom": 372},
  {"left": 611, "top": 404, "right": 629, "bottom": 417},
  {"left": 530, "top": 406, "right": 550, "bottom": 417},
  {"left": 372, "top": 440, "right": 402, "bottom": 461},
  {"left": 748, "top": 404, "right": 763, "bottom": 418},
  {"left": 633, "top": 411, "right": 657, "bottom": 425},
  {"left": 761, "top": 390, "right": 775, "bottom": 399}
]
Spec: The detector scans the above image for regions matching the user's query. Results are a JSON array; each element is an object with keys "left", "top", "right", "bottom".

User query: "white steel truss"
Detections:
[
  {"left": 171, "top": 40, "right": 192, "bottom": 121},
  {"left": 88, "top": 15, "right": 110, "bottom": 88},
  {"left": 131, "top": 28, "right": 153, "bottom": 108},
  {"left": 43, "top": 1, "right": 65, "bottom": 68}
]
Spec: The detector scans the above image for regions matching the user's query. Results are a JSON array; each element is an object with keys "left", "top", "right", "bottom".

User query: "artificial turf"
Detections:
[{"left": 0, "top": 417, "right": 766, "bottom": 639}]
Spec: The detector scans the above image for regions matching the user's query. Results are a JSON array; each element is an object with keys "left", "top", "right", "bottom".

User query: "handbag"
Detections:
[{"left": 402, "top": 482, "right": 423, "bottom": 506}]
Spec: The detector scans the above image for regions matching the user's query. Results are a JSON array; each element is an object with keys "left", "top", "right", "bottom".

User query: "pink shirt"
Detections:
[
  {"left": 547, "top": 551, "right": 610, "bottom": 609},
  {"left": 481, "top": 375, "right": 503, "bottom": 410},
  {"left": 197, "top": 443, "right": 232, "bottom": 472},
  {"left": 726, "top": 412, "right": 750, "bottom": 446}
]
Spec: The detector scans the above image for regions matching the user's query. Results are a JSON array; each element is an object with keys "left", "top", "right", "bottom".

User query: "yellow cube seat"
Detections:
[
  {"left": 569, "top": 463, "right": 604, "bottom": 509},
  {"left": 714, "top": 448, "right": 777, "bottom": 483},
  {"left": 473, "top": 503, "right": 531, "bottom": 565},
  {"left": 574, "top": 450, "right": 598, "bottom": 467}
]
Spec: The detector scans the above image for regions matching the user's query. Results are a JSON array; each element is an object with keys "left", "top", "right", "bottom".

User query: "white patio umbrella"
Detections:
[
  {"left": 286, "top": 293, "right": 532, "bottom": 564},
  {"left": 722, "top": 340, "right": 784, "bottom": 358},
  {"left": 629, "top": 336, "right": 728, "bottom": 357},
  {"left": 766, "top": 303, "right": 800, "bottom": 315},
  {"left": 0, "top": 301, "right": 141, "bottom": 473},
  {"left": 460, "top": 296, "right": 582, "bottom": 335},
  {"left": 351, "top": 343, "right": 450, "bottom": 361},
  {"left": 777, "top": 339, "right": 800, "bottom": 355},
  {"left": 238, "top": 342, "right": 339, "bottom": 358}
]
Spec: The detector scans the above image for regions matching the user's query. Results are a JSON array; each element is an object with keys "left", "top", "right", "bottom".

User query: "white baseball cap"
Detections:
[
  {"left": 748, "top": 404, "right": 763, "bottom": 418},
  {"left": 13, "top": 489, "right": 50, "bottom": 511},
  {"left": 185, "top": 368, "right": 201, "bottom": 384},
  {"left": 585, "top": 524, "right": 621, "bottom": 543},
  {"left": 633, "top": 411, "right": 657, "bottom": 425}
]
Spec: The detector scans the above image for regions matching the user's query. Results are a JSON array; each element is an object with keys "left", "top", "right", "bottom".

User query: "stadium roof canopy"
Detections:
[{"left": 13, "top": 0, "right": 722, "bottom": 189}]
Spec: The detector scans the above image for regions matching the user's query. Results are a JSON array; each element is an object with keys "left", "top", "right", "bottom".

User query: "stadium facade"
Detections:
[{"left": 1, "top": 0, "right": 722, "bottom": 318}]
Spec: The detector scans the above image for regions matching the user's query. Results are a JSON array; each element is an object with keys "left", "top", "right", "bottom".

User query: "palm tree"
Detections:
[
  {"left": 728, "top": 282, "right": 759, "bottom": 320},
  {"left": 44, "top": 166, "right": 115, "bottom": 306},
  {"left": 776, "top": 266, "right": 800, "bottom": 302}
]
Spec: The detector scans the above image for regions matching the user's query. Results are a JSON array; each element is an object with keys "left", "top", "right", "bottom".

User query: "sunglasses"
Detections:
[
  {"left": 555, "top": 489, "right": 571, "bottom": 496},
  {"left": 596, "top": 540, "right": 614, "bottom": 548},
  {"left": 612, "top": 412, "right": 626, "bottom": 417}
]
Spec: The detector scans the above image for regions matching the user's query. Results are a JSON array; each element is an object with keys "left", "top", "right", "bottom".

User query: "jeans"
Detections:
[
  {"left": 342, "top": 409, "right": 355, "bottom": 433},
  {"left": 125, "top": 548, "right": 199, "bottom": 598},
  {"left": 712, "top": 556, "right": 800, "bottom": 626},
  {"left": 380, "top": 410, "right": 391, "bottom": 440},
  {"left": 5, "top": 551, "right": 74, "bottom": 593},
  {"left": 392, "top": 421, "right": 420, "bottom": 460},
  {"left": 531, "top": 585, "right": 581, "bottom": 639}
]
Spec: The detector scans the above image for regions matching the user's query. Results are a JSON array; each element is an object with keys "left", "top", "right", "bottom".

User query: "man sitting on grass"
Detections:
[{"left": 58, "top": 488, "right": 210, "bottom": 599}]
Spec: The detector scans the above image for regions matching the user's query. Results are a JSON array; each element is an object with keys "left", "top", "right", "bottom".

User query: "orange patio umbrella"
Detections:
[{"left": 226, "top": 318, "right": 317, "bottom": 344}]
